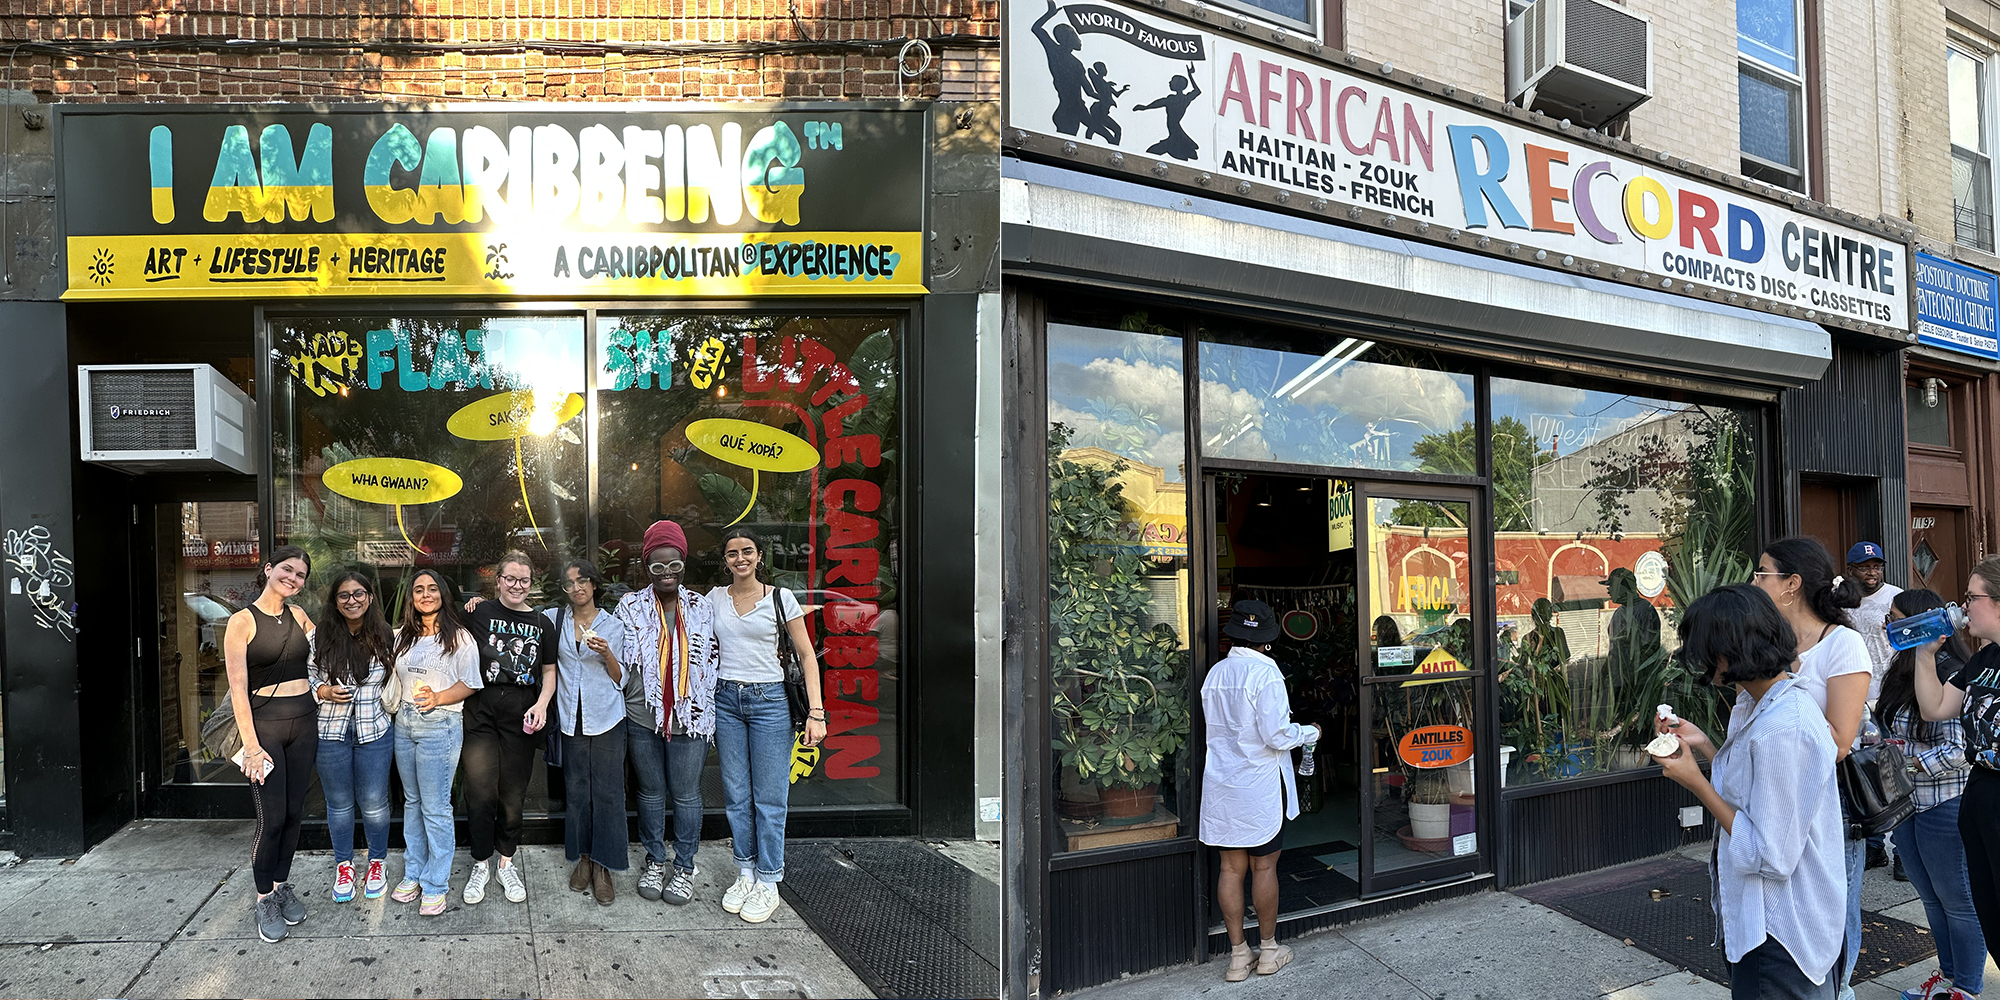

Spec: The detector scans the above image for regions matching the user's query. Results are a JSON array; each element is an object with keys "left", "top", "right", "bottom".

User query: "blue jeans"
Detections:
[
  {"left": 715, "top": 680, "right": 793, "bottom": 884},
  {"left": 1731, "top": 933, "right": 1841, "bottom": 999},
  {"left": 1895, "top": 797, "right": 1987, "bottom": 994},
  {"left": 1841, "top": 835, "right": 1864, "bottom": 990},
  {"left": 393, "top": 706, "right": 463, "bottom": 896},
  {"left": 316, "top": 715, "right": 395, "bottom": 864},
  {"left": 563, "top": 720, "right": 629, "bottom": 871},
  {"left": 627, "top": 720, "right": 708, "bottom": 873}
]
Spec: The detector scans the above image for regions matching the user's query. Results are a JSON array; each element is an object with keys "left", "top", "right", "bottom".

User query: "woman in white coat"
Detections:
[{"left": 1200, "top": 599, "right": 1320, "bottom": 982}]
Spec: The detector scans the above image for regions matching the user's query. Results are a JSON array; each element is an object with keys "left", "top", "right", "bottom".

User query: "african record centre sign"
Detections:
[{"left": 1007, "top": 0, "right": 1911, "bottom": 336}]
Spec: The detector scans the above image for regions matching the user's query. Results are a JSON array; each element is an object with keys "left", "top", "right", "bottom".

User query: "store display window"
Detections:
[{"left": 271, "top": 310, "right": 903, "bottom": 807}]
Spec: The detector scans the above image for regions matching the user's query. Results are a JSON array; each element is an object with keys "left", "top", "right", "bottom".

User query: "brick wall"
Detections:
[{"left": 1, "top": 0, "right": 998, "bottom": 103}]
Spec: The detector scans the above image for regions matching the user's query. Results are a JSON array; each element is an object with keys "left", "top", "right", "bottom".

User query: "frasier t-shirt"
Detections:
[
  {"left": 469, "top": 602, "right": 557, "bottom": 688},
  {"left": 1954, "top": 644, "right": 2000, "bottom": 770}
]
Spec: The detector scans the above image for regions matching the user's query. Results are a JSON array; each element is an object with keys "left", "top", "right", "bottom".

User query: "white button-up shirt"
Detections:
[
  {"left": 1710, "top": 675, "right": 1846, "bottom": 983},
  {"left": 1198, "top": 645, "right": 1319, "bottom": 849}
]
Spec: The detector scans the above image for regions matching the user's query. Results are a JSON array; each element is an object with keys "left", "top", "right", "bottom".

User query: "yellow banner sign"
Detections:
[{"left": 63, "top": 230, "right": 925, "bottom": 300}]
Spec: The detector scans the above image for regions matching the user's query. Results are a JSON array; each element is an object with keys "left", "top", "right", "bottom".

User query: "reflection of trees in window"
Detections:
[{"left": 1398, "top": 416, "right": 1549, "bottom": 530}]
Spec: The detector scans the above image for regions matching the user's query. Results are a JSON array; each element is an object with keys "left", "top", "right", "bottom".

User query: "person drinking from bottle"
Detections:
[{"left": 1199, "top": 599, "right": 1319, "bottom": 982}]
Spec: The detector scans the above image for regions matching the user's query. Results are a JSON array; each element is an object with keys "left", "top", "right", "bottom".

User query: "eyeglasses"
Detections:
[
  {"left": 561, "top": 578, "right": 594, "bottom": 591},
  {"left": 334, "top": 590, "right": 371, "bottom": 603},
  {"left": 1749, "top": 571, "right": 1785, "bottom": 582},
  {"left": 1966, "top": 593, "right": 2000, "bottom": 605},
  {"left": 648, "top": 560, "right": 686, "bottom": 577},
  {"left": 498, "top": 574, "right": 533, "bottom": 587}
]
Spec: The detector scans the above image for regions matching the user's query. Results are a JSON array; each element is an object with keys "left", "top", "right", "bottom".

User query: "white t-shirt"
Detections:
[
  {"left": 1853, "top": 583, "right": 1903, "bottom": 700},
  {"left": 1732, "top": 624, "right": 1870, "bottom": 742},
  {"left": 709, "top": 586, "right": 805, "bottom": 683},
  {"left": 391, "top": 628, "right": 484, "bottom": 713}
]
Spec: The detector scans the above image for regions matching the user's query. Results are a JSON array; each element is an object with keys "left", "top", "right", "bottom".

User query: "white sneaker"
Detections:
[
  {"left": 740, "top": 881, "right": 780, "bottom": 923},
  {"left": 721, "top": 872, "right": 757, "bottom": 914},
  {"left": 496, "top": 858, "right": 526, "bottom": 903},
  {"left": 463, "top": 859, "right": 490, "bottom": 905}
]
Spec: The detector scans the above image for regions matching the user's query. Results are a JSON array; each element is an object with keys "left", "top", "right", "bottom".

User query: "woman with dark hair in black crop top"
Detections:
[{"left": 222, "top": 544, "right": 318, "bottom": 944}]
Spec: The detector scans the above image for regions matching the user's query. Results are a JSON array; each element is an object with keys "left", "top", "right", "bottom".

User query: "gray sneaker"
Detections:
[
  {"left": 663, "top": 866, "right": 696, "bottom": 906},
  {"left": 271, "top": 883, "right": 306, "bottom": 925},
  {"left": 255, "top": 895, "right": 288, "bottom": 943},
  {"left": 637, "top": 859, "right": 667, "bottom": 901}
]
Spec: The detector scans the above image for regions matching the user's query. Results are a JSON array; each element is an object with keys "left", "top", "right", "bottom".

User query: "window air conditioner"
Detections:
[
  {"left": 78, "top": 364, "right": 255, "bottom": 474},
  {"left": 1506, "top": 0, "right": 1653, "bottom": 129}
]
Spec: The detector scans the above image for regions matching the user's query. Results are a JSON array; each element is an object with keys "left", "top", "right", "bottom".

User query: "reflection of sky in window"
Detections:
[
  {"left": 1491, "top": 379, "right": 1674, "bottom": 456},
  {"left": 1199, "top": 341, "right": 1472, "bottom": 472},
  {"left": 1047, "top": 323, "right": 1188, "bottom": 482},
  {"left": 480, "top": 318, "right": 587, "bottom": 396}
]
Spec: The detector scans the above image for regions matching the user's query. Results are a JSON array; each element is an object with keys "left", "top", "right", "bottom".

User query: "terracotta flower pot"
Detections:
[{"left": 1098, "top": 784, "right": 1158, "bottom": 819}]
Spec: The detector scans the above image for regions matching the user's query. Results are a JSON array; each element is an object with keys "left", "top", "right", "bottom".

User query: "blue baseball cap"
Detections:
[{"left": 1847, "top": 542, "right": 1885, "bottom": 564}]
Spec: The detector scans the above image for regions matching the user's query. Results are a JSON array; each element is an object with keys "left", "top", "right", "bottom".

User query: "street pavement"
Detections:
[
  {"left": 1068, "top": 842, "right": 1994, "bottom": 1000},
  {"left": 0, "top": 818, "right": 996, "bottom": 999}
]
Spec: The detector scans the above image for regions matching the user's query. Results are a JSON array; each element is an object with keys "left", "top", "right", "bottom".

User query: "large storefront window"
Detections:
[
  {"left": 1488, "top": 377, "right": 1757, "bottom": 785},
  {"left": 273, "top": 310, "right": 903, "bottom": 808},
  {"left": 597, "top": 313, "right": 902, "bottom": 807},
  {"left": 1047, "top": 309, "right": 1192, "bottom": 853},
  {"left": 1199, "top": 323, "right": 1475, "bottom": 472}
]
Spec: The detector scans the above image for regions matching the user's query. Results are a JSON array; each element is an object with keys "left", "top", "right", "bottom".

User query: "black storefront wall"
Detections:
[
  {"left": 1780, "top": 340, "right": 1913, "bottom": 585},
  {"left": 0, "top": 301, "right": 88, "bottom": 856},
  {"left": 1, "top": 100, "right": 992, "bottom": 856}
]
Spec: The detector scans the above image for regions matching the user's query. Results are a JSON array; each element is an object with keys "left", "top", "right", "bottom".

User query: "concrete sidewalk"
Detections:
[
  {"left": 0, "top": 818, "right": 990, "bottom": 999},
  {"left": 1069, "top": 843, "right": 1992, "bottom": 1000}
]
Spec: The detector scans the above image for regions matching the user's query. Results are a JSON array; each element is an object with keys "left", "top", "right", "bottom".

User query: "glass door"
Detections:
[
  {"left": 1354, "top": 483, "right": 1488, "bottom": 895},
  {"left": 152, "top": 499, "right": 263, "bottom": 790}
]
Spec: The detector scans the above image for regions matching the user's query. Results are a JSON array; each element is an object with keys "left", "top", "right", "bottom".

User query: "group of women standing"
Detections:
[
  {"left": 1655, "top": 535, "right": 2000, "bottom": 1000},
  {"left": 220, "top": 518, "right": 826, "bottom": 944}
]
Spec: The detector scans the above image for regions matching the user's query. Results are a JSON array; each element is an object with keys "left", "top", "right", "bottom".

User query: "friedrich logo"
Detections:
[{"left": 108, "top": 405, "right": 172, "bottom": 419}]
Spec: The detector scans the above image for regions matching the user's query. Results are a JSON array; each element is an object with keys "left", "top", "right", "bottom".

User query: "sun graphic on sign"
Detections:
[{"left": 87, "top": 247, "right": 115, "bottom": 286}]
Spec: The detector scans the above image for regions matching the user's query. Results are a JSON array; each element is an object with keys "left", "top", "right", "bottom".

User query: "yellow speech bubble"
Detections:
[
  {"left": 684, "top": 418, "right": 822, "bottom": 527},
  {"left": 685, "top": 418, "right": 820, "bottom": 473},
  {"left": 322, "top": 458, "right": 463, "bottom": 505},
  {"left": 445, "top": 390, "right": 585, "bottom": 441}
]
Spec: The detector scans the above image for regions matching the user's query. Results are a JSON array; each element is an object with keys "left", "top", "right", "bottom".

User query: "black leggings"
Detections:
[
  {"left": 249, "top": 693, "right": 318, "bottom": 894},
  {"left": 462, "top": 685, "right": 541, "bottom": 862},
  {"left": 1961, "top": 768, "right": 2000, "bottom": 963}
]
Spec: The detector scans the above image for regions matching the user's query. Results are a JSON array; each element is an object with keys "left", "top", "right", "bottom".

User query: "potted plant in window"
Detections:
[
  {"left": 1048, "top": 425, "right": 1192, "bottom": 837},
  {"left": 1407, "top": 770, "right": 1454, "bottom": 842}
]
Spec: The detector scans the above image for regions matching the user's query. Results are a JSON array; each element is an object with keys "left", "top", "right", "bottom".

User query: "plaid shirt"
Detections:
[
  {"left": 309, "top": 655, "right": 394, "bottom": 745},
  {"left": 1884, "top": 703, "right": 1970, "bottom": 811}
]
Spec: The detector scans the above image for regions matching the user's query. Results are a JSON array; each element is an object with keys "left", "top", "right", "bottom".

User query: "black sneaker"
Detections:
[
  {"left": 256, "top": 895, "right": 288, "bottom": 943},
  {"left": 1893, "top": 854, "right": 1910, "bottom": 882},
  {"left": 271, "top": 882, "right": 306, "bottom": 925},
  {"left": 1867, "top": 844, "right": 1890, "bottom": 870}
]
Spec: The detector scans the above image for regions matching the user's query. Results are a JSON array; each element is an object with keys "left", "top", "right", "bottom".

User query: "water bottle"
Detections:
[
  {"left": 1886, "top": 604, "right": 1968, "bottom": 651},
  {"left": 1297, "top": 740, "right": 1318, "bottom": 777}
]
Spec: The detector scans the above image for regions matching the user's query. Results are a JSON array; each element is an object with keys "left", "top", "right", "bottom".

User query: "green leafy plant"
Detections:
[{"left": 1048, "top": 424, "right": 1192, "bottom": 792}]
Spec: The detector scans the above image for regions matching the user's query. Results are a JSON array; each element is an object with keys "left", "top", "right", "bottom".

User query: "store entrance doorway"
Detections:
[{"left": 1205, "top": 470, "right": 1488, "bottom": 918}]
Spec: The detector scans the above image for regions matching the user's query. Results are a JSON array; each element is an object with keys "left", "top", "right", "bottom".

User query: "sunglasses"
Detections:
[{"left": 648, "top": 560, "right": 687, "bottom": 577}]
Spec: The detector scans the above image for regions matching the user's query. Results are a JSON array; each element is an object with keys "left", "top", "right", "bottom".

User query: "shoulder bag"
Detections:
[
  {"left": 772, "top": 587, "right": 811, "bottom": 732},
  {"left": 1838, "top": 738, "right": 1917, "bottom": 840}
]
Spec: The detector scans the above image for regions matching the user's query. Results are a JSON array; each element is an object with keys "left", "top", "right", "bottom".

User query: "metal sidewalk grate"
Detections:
[
  {"left": 1514, "top": 854, "right": 1935, "bottom": 986},
  {"left": 778, "top": 839, "right": 1000, "bottom": 999}
]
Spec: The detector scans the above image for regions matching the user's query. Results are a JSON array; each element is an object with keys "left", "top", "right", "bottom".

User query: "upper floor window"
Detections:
[
  {"left": 1738, "top": 0, "right": 1807, "bottom": 192},
  {"left": 1951, "top": 45, "right": 1995, "bottom": 253}
]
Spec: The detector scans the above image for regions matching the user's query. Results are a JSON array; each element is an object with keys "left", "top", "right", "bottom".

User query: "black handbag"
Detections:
[
  {"left": 1837, "top": 738, "right": 1918, "bottom": 840},
  {"left": 772, "top": 588, "right": 811, "bottom": 731}
]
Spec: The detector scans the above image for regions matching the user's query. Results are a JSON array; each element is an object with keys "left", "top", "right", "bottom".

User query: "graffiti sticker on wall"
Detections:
[{"left": 5, "top": 524, "right": 77, "bottom": 641}]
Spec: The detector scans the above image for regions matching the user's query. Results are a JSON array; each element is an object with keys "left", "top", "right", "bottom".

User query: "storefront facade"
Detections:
[
  {"left": 998, "top": 0, "right": 1915, "bottom": 993},
  {"left": 0, "top": 98, "right": 997, "bottom": 856}
]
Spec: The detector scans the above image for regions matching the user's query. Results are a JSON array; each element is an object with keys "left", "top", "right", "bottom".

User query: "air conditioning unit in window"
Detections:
[
  {"left": 1506, "top": 0, "right": 1653, "bottom": 129},
  {"left": 78, "top": 364, "right": 254, "bottom": 474}
]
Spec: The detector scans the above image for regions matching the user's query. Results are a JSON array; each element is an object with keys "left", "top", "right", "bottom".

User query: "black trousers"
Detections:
[
  {"left": 1961, "top": 768, "right": 2000, "bottom": 963},
  {"left": 249, "top": 693, "right": 318, "bottom": 894},
  {"left": 462, "top": 685, "right": 542, "bottom": 862}
]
